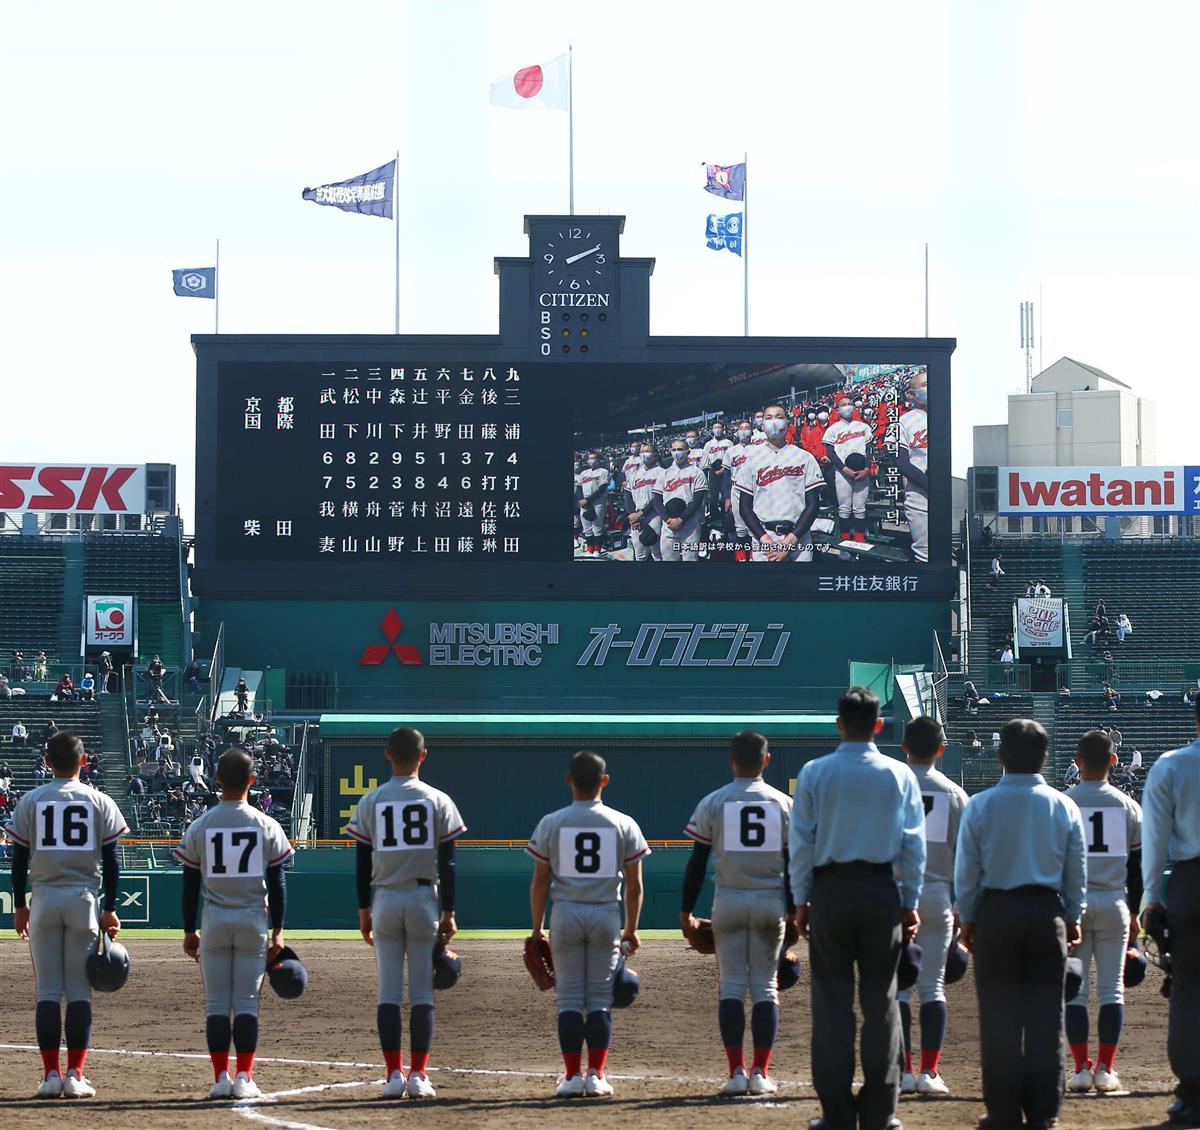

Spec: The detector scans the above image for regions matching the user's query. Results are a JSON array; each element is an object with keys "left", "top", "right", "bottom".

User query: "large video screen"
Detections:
[{"left": 195, "top": 352, "right": 950, "bottom": 600}]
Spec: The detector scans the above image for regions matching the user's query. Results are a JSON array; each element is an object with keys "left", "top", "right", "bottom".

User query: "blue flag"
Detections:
[
  {"left": 705, "top": 213, "right": 743, "bottom": 256},
  {"left": 704, "top": 162, "right": 745, "bottom": 201},
  {"left": 302, "top": 159, "right": 395, "bottom": 218},
  {"left": 172, "top": 267, "right": 216, "bottom": 298}
]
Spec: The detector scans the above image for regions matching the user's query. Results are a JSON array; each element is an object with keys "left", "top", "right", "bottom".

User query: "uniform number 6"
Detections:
[{"left": 740, "top": 805, "right": 767, "bottom": 847}]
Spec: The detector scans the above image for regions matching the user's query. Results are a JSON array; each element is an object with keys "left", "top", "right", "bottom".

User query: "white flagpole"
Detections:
[
  {"left": 215, "top": 238, "right": 220, "bottom": 334},
  {"left": 568, "top": 46, "right": 575, "bottom": 215},
  {"left": 743, "top": 151, "right": 749, "bottom": 336},
  {"left": 393, "top": 150, "right": 400, "bottom": 334},
  {"left": 924, "top": 242, "right": 929, "bottom": 336}
]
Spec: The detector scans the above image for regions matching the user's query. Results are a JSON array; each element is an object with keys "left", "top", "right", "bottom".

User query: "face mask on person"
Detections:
[
  {"left": 686, "top": 437, "right": 699, "bottom": 448},
  {"left": 587, "top": 458, "right": 598, "bottom": 467},
  {"left": 854, "top": 400, "right": 863, "bottom": 409},
  {"left": 754, "top": 416, "right": 764, "bottom": 428},
  {"left": 807, "top": 414, "right": 816, "bottom": 424},
  {"left": 764, "top": 418, "right": 788, "bottom": 438},
  {"left": 737, "top": 428, "right": 751, "bottom": 442},
  {"left": 712, "top": 428, "right": 723, "bottom": 438},
  {"left": 818, "top": 412, "right": 829, "bottom": 423},
  {"left": 641, "top": 452, "right": 654, "bottom": 465},
  {"left": 913, "top": 387, "right": 928, "bottom": 407},
  {"left": 629, "top": 445, "right": 639, "bottom": 455},
  {"left": 672, "top": 449, "right": 688, "bottom": 465},
  {"left": 838, "top": 405, "right": 854, "bottom": 420}
]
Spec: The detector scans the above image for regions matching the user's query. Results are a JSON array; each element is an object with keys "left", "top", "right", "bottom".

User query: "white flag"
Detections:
[{"left": 489, "top": 54, "right": 569, "bottom": 110}]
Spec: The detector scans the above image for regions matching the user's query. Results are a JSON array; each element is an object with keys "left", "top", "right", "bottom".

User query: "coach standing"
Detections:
[
  {"left": 790, "top": 686, "right": 926, "bottom": 1130},
  {"left": 1141, "top": 698, "right": 1200, "bottom": 1127},
  {"left": 955, "top": 719, "right": 1087, "bottom": 1130}
]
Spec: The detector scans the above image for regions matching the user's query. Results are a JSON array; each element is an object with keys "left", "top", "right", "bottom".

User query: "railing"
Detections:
[
  {"left": 2, "top": 661, "right": 104, "bottom": 691},
  {"left": 1071, "top": 660, "right": 1187, "bottom": 692},
  {"left": 208, "top": 623, "right": 225, "bottom": 725},
  {"left": 291, "top": 722, "right": 314, "bottom": 842}
]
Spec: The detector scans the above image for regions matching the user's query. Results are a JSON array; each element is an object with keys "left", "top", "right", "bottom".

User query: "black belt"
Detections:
[
  {"left": 1174, "top": 857, "right": 1200, "bottom": 872},
  {"left": 983, "top": 885, "right": 1059, "bottom": 898},
  {"left": 763, "top": 520, "right": 796, "bottom": 536},
  {"left": 814, "top": 861, "right": 893, "bottom": 878}
]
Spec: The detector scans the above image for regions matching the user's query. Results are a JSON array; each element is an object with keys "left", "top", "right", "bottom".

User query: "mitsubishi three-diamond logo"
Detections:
[{"left": 359, "top": 608, "right": 425, "bottom": 666}]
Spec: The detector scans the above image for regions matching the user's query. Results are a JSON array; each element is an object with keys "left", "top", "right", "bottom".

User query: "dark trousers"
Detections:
[
  {"left": 809, "top": 867, "right": 902, "bottom": 1130},
  {"left": 1168, "top": 859, "right": 1200, "bottom": 1100},
  {"left": 974, "top": 888, "right": 1066, "bottom": 1126}
]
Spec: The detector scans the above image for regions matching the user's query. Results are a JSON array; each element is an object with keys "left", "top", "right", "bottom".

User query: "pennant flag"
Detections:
[
  {"left": 704, "top": 162, "right": 746, "bottom": 201},
  {"left": 302, "top": 159, "right": 395, "bottom": 218},
  {"left": 489, "top": 54, "right": 569, "bottom": 110},
  {"left": 705, "top": 213, "right": 744, "bottom": 256},
  {"left": 172, "top": 267, "right": 216, "bottom": 298}
]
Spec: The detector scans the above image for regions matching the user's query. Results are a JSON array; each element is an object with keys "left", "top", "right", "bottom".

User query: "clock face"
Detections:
[{"left": 541, "top": 226, "right": 609, "bottom": 291}]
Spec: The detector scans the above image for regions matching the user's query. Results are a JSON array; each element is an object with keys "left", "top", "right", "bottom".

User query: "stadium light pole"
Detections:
[
  {"left": 394, "top": 150, "right": 400, "bottom": 335},
  {"left": 214, "top": 238, "right": 220, "bottom": 335},
  {"left": 743, "top": 150, "right": 749, "bottom": 336}
]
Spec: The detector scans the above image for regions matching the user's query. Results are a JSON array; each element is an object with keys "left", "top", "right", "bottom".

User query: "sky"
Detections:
[{"left": 3, "top": 0, "right": 1197, "bottom": 530}]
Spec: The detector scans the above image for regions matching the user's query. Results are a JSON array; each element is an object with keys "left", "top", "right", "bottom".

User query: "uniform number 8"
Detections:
[
  {"left": 380, "top": 804, "right": 429, "bottom": 847},
  {"left": 574, "top": 832, "right": 602, "bottom": 874},
  {"left": 740, "top": 805, "right": 767, "bottom": 847}
]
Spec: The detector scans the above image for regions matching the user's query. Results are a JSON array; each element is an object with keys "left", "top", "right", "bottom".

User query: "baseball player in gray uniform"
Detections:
[
  {"left": 528, "top": 751, "right": 649, "bottom": 1098},
  {"left": 348, "top": 726, "right": 466, "bottom": 1099},
  {"left": 681, "top": 730, "right": 795, "bottom": 1096},
  {"left": 900, "top": 716, "right": 968, "bottom": 1096},
  {"left": 623, "top": 444, "right": 665, "bottom": 562},
  {"left": 576, "top": 453, "right": 610, "bottom": 557},
  {"left": 897, "top": 374, "right": 930, "bottom": 563},
  {"left": 653, "top": 440, "right": 708, "bottom": 562},
  {"left": 1065, "top": 729, "right": 1143, "bottom": 1093},
  {"left": 176, "top": 747, "right": 294, "bottom": 1100},
  {"left": 7, "top": 732, "right": 126, "bottom": 1099}
]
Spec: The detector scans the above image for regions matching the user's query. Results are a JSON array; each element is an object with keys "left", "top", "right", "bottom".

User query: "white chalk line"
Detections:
[{"left": 234, "top": 1080, "right": 376, "bottom": 1130}]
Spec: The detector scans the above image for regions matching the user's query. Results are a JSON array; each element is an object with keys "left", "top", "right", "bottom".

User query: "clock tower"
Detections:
[{"left": 494, "top": 215, "right": 654, "bottom": 361}]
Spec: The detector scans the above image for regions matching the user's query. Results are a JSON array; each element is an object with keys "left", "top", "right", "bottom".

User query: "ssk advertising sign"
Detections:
[
  {"left": 1015, "top": 597, "right": 1064, "bottom": 649},
  {"left": 84, "top": 595, "right": 136, "bottom": 648},
  {"left": 0, "top": 464, "right": 147, "bottom": 514}
]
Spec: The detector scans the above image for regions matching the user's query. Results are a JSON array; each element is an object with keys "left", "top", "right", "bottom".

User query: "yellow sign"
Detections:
[{"left": 338, "top": 764, "right": 379, "bottom": 835}]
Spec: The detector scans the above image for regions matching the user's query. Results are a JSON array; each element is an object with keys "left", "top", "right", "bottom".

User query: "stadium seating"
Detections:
[
  {"left": 0, "top": 540, "right": 67, "bottom": 657},
  {"left": 0, "top": 698, "right": 107, "bottom": 792}
]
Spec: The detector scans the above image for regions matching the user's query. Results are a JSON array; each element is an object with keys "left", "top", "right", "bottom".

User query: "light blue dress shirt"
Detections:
[
  {"left": 954, "top": 772, "right": 1088, "bottom": 924},
  {"left": 788, "top": 741, "right": 926, "bottom": 909},
  {"left": 1141, "top": 736, "right": 1200, "bottom": 901}
]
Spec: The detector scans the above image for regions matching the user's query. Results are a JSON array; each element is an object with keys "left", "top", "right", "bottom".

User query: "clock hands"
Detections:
[{"left": 564, "top": 244, "right": 602, "bottom": 265}]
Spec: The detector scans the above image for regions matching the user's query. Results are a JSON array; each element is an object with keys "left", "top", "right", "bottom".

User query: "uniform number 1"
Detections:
[
  {"left": 380, "top": 803, "right": 430, "bottom": 848},
  {"left": 1087, "top": 811, "right": 1109, "bottom": 853},
  {"left": 209, "top": 830, "right": 259, "bottom": 874}
]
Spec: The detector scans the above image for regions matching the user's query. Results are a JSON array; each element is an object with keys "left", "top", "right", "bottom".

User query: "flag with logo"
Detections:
[
  {"left": 705, "top": 213, "right": 744, "bottom": 255},
  {"left": 489, "top": 54, "right": 569, "bottom": 109},
  {"left": 172, "top": 267, "right": 215, "bottom": 298},
  {"left": 704, "top": 162, "right": 745, "bottom": 200},
  {"left": 302, "top": 159, "right": 396, "bottom": 218}
]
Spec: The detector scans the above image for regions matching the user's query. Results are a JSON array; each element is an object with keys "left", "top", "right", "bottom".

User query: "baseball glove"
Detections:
[
  {"left": 783, "top": 916, "right": 801, "bottom": 949},
  {"left": 523, "top": 935, "right": 555, "bottom": 991},
  {"left": 581, "top": 503, "right": 596, "bottom": 521},
  {"left": 687, "top": 918, "right": 716, "bottom": 955}
]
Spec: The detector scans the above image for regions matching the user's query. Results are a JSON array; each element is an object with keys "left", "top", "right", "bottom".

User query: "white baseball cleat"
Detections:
[
  {"left": 1093, "top": 1064, "right": 1121, "bottom": 1093},
  {"left": 381, "top": 1069, "right": 407, "bottom": 1098},
  {"left": 209, "top": 1071, "right": 233, "bottom": 1099},
  {"left": 554, "top": 1073, "right": 585, "bottom": 1098},
  {"left": 720, "top": 1067, "right": 750, "bottom": 1096},
  {"left": 232, "top": 1072, "right": 262, "bottom": 1100},
  {"left": 1068, "top": 1067, "right": 1094, "bottom": 1093},
  {"left": 406, "top": 1072, "right": 436, "bottom": 1099},
  {"left": 900, "top": 1071, "right": 917, "bottom": 1095},
  {"left": 916, "top": 1070, "right": 950, "bottom": 1095},
  {"left": 36, "top": 1070, "right": 63, "bottom": 1099},
  {"left": 62, "top": 1071, "right": 96, "bottom": 1099},
  {"left": 748, "top": 1069, "right": 778, "bottom": 1095},
  {"left": 584, "top": 1071, "right": 614, "bottom": 1097}
]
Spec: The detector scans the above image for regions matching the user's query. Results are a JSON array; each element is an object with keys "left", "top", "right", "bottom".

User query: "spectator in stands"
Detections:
[
  {"left": 42, "top": 720, "right": 57, "bottom": 747},
  {"left": 183, "top": 658, "right": 202, "bottom": 695},
  {"left": 1146, "top": 688, "right": 1166, "bottom": 706},
  {"left": 33, "top": 752, "right": 48, "bottom": 782},
  {"left": 53, "top": 672, "right": 75, "bottom": 701},
  {"left": 1129, "top": 747, "right": 1143, "bottom": 772},
  {"left": 98, "top": 650, "right": 114, "bottom": 693},
  {"left": 127, "top": 773, "right": 145, "bottom": 797},
  {"left": 147, "top": 654, "right": 165, "bottom": 694},
  {"left": 1024, "top": 580, "right": 1036, "bottom": 598},
  {"left": 0, "top": 674, "right": 10, "bottom": 699},
  {"left": 144, "top": 797, "right": 162, "bottom": 824},
  {"left": 998, "top": 644, "right": 1014, "bottom": 664},
  {"left": 991, "top": 553, "right": 1005, "bottom": 579},
  {"left": 1058, "top": 685, "right": 1072, "bottom": 697},
  {"left": 1094, "top": 598, "right": 1107, "bottom": 621},
  {"left": 1034, "top": 579, "right": 1051, "bottom": 596},
  {"left": 1110, "top": 725, "right": 1123, "bottom": 748},
  {"left": 79, "top": 671, "right": 96, "bottom": 701},
  {"left": 962, "top": 680, "right": 981, "bottom": 715},
  {"left": 1101, "top": 650, "right": 1116, "bottom": 683},
  {"left": 11, "top": 721, "right": 28, "bottom": 747},
  {"left": 258, "top": 787, "right": 273, "bottom": 814},
  {"left": 1083, "top": 618, "right": 1102, "bottom": 646},
  {"left": 1115, "top": 613, "right": 1133, "bottom": 642},
  {"left": 0, "top": 761, "right": 11, "bottom": 791},
  {"left": 235, "top": 677, "right": 251, "bottom": 713},
  {"left": 144, "top": 702, "right": 160, "bottom": 726},
  {"left": 1063, "top": 760, "right": 1080, "bottom": 788},
  {"left": 965, "top": 729, "right": 982, "bottom": 750},
  {"left": 11, "top": 650, "right": 30, "bottom": 680},
  {"left": 33, "top": 651, "right": 47, "bottom": 680},
  {"left": 991, "top": 730, "right": 1001, "bottom": 750},
  {"left": 1103, "top": 683, "right": 1121, "bottom": 712}
]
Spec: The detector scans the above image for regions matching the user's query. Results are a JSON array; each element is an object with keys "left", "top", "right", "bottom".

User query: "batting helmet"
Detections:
[
  {"left": 843, "top": 452, "right": 869, "bottom": 472},
  {"left": 897, "top": 942, "right": 923, "bottom": 992},
  {"left": 86, "top": 930, "right": 130, "bottom": 993},
  {"left": 433, "top": 941, "right": 462, "bottom": 991},
  {"left": 638, "top": 527, "right": 659, "bottom": 547},
  {"left": 1064, "top": 956, "right": 1084, "bottom": 1001},
  {"left": 944, "top": 932, "right": 969, "bottom": 985},
  {"left": 1124, "top": 948, "right": 1148, "bottom": 989},
  {"left": 612, "top": 955, "right": 640, "bottom": 1008},
  {"left": 663, "top": 497, "right": 687, "bottom": 520},
  {"left": 266, "top": 945, "right": 308, "bottom": 999},
  {"left": 777, "top": 950, "right": 802, "bottom": 992}
]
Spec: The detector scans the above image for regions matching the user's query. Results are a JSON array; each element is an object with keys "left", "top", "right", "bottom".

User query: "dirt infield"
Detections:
[{"left": 0, "top": 937, "right": 1179, "bottom": 1129}]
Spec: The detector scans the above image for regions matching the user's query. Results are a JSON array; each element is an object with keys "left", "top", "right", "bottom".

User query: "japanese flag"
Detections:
[{"left": 489, "top": 54, "right": 569, "bottom": 110}]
